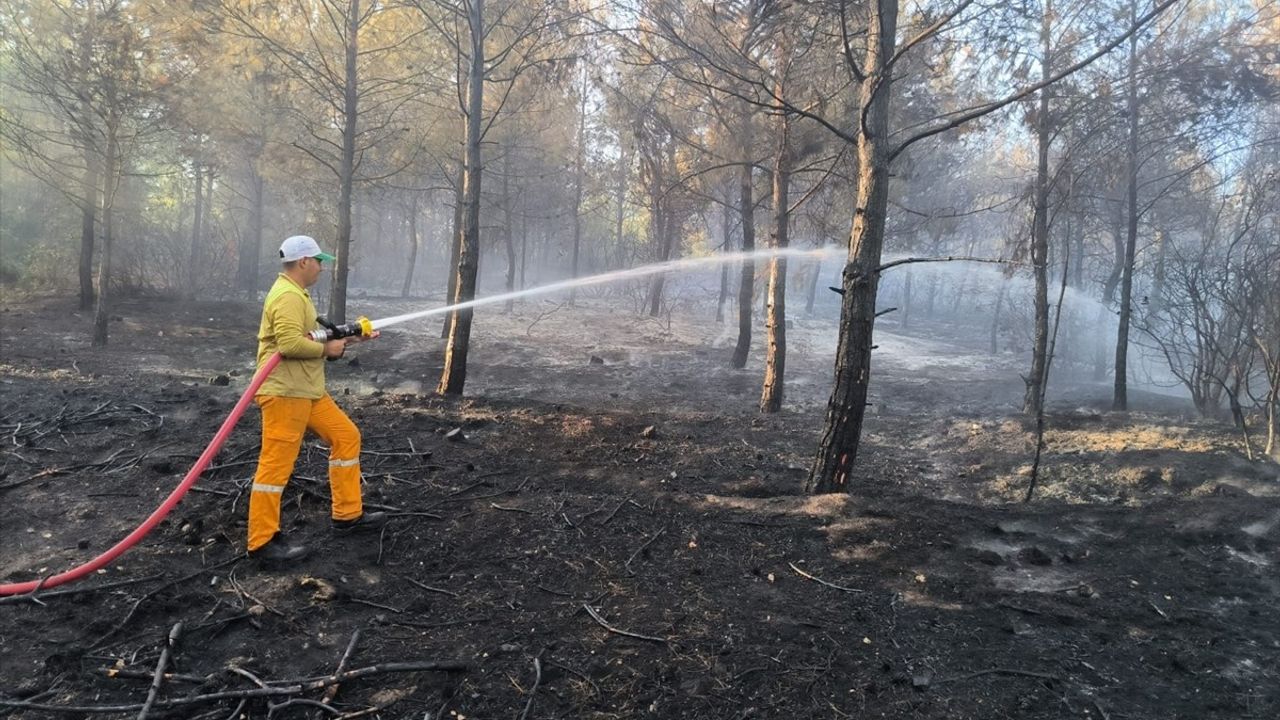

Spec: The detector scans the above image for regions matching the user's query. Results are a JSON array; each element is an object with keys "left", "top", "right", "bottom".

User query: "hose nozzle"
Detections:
[{"left": 310, "top": 315, "right": 373, "bottom": 342}]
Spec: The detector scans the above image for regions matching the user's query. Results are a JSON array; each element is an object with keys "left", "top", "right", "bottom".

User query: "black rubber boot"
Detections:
[
  {"left": 331, "top": 511, "right": 388, "bottom": 534},
  {"left": 249, "top": 536, "right": 310, "bottom": 566}
]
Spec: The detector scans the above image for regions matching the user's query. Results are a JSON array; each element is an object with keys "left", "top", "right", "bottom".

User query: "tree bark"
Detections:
[
  {"left": 503, "top": 150, "right": 517, "bottom": 313},
  {"left": 1113, "top": 1, "right": 1140, "bottom": 412},
  {"left": 730, "top": 118, "right": 756, "bottom": 369},
  {"left": 401, "top": 194, "right": 420, "bottom": 297},
  {"left": 716, "top": 202, "right": 733, "bottom": 323},
  {"left": 186, "top": 158, "right": 205, "bottom": 299},
  {"left": 239, "top": 162, "right": 265, "bottom": 296},
  {"left": 806, "top": 0, "right": 897, "bottom": 494},
  {"left": 1024, "top": 1, "right": 1053, "bottom": 416},
  {"left": 78, "top": 158, "right": 98, "bottom": 311},
  {"left": 92, "top": 126, "right": 119, "bottom": 347},
  {"left": 760, "top": 93, "right": 792, "bottom": 414},
  {"left": 443, "top": 162, "right": 464, "bottom": 337},
  {"left": 328, "top": 0, "right": 360, "bottom": 324},
  {"left": 438, "top": 0, "right": 484, "bottom": 396},
  {"left": 569, "top": 69, "right": 587, "bottom": 306}
]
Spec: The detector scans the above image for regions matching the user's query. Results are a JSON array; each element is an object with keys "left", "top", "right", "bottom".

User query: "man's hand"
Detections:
[{"left": 323, "top": 339, "right": 346, "bottom": 359}]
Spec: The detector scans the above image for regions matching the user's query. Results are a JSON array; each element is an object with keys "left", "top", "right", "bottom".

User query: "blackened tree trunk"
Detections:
[
  {"left": 806, "top": 0, "right": 897, "bottom": 494},
  {"left": 401, "top": 194, "right": 420, "bottom": 297},
  {"left": 717, "top": 201, "right": 733, "bottom": 323},
  {"left": 438, "top": 0, "right": 484, "bottom": 396},
  {"left": 1113, "top": 2, "right": 1140, "bottom": 411},
  {"left": 92, "top": 126, "right": 119, "bottom": 347},
  {"left": 1024, "top": 1, "right": 1053, "bottom": 416},
  {"left": 442, "top": 162, "right": 464, "bottom": 337},
  {"left": 730, "top": 119, "right": 756, "bottom": 369},
  {"left": 78, "top": 156, "right": 98, "bottom": 311},
  {"left": 186, "top": 158, "right": 206, "bottom": 299},
  {"left": 328, "top": 0, "right": 360, "bottom": 323},
  {"left": 760, "top": 101, "right": 792, "bottom": 413},
  {"left": 239, "top": 163, "right": 265, "bottom": 296},
  {"left": 503, "top": 150, "right": 517, "bottom": 313},
  {"left": 991, "top": 277, "right": 1007, "bottom": 354},
  {"left": 801, "top": 259, "right": 815, "bottom": 315},
  {"left": 569, "top": 69, "right": 587, "bottom": 306}
]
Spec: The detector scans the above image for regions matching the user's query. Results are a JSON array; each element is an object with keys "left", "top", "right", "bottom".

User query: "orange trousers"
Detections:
[{"left": 247, "top": 394, "right": 363, "bottom": 551}]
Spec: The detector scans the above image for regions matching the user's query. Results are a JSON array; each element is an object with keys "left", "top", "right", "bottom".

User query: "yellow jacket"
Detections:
[{"left": 255, "top": 274, "right": 326, "bottom": 399}]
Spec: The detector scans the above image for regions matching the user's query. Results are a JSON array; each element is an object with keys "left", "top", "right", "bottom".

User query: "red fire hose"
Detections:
[{"left": 0, "top": 353, "right": 283, "bottom": 597}]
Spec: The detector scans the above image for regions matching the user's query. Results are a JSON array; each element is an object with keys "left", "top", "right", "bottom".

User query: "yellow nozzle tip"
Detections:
[{"left": 357, "top": 317, "right": 372, "bottom": 336}]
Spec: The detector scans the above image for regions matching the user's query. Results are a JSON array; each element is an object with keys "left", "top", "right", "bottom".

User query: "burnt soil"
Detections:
[{"left": 1, "top": 292, "right": 1278, "bottom": 720}]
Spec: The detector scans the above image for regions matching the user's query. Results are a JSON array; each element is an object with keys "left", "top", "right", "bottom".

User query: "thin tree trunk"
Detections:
[
  {"left": 328, "top": 0, "right": 360, "bottom": 324},
  {"left": 78, "top": 159, "right": 98, "bottom": 311},
  {"left": 401, "top": 194, "right": 420, "bottom": 297},
  {"left": 240, "top": 163, "right": 264, "bottom": 296},
  {"left": 613, "top": 143, "right": 629, "bottom": 270},
  {"left": 1113, "top": 1, "right": 1140, "bottom": 412},
  {"left": 760, "top": 100, "right": 792, "bottom": 414},
  {"left": 805, "top": 257, "right": 820, "bottom": 316},
  {"left": 92, "top": 126, "right": 119, "bottom": 347},
  {"left": 569, "top": 69, "right": 587, "bottom": 306},
  {"left": 503, "top": 150, "right": 516, "bottom": 313},
  {"left": 438, "top": 0, "right": 484, "bottom": 396},
  {"left": 442, "top": 163, "right": 464, "bottom": 337},
  {"left": 186, "top": 158, "right": 205, "bottom": 299},
  {"left": 730, "top": 121, "right": 756, "bottom": 369},
  {"left": 717, "top": 203, "right": 733, "bottom": 323},
  {"left": 807, "top": 0, "right": 897, "bottom": 494},
  {"left": 1024, "top": 1, "right": 1053, "bottom": 416},
  {"left": 991, "top": 277, "right": 1007, "bottom": 354},
  {"left": 901, "top": 268, "right": 913, "bottom": 330}
]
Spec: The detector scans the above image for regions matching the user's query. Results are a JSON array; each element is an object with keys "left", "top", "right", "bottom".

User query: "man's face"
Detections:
[{"left": 300, "top": 256, "right": 325, "bottom": 287}]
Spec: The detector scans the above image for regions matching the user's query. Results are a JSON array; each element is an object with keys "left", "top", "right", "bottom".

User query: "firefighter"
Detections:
[{"left": 247, "top": 235, "right": 385, "bottom": 565}]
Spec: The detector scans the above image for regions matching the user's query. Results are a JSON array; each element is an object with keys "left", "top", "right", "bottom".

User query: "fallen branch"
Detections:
[
  {"left": 137, "top": 622, "right": 183, "bottom": 720},
  {"left": 582, "top": 604, "right": 666, "bottom": 643},
  {"left": 0, "top": 575, "right": 163, "bottom": 606},
  {"left": 934, "top": 667, "right": 1060, "bottom": 684},
  {"left": 624, "top": 526, "right": 667, "bottom": 575},
  {"left": 787, "top": 562, "right": 864, "bottom": 593},
  {"left": 405, "top": 577, "right": 459, "bottom": 598},
  {"left": 321, "top": 629, "right": 362, "bottom": 706},
  {"left": 0, "top": 661, "right": 469, "bottom": 714},
  {"left": 517, "top": 655, "right": 543, "bottom": 720}
]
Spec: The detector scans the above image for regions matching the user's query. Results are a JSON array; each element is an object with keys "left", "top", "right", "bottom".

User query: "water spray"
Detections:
[{"left": 0, "top": 245, "right": 842, "bottom": 597}]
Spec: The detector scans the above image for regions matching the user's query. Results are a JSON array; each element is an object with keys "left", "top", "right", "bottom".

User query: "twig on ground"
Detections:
[
  {"left": 490, "top": 502, "right": 533, "bottom": 514},
  {"left": 598, "top": 496, "right": 630, "bottom": 526},
  {"left": 346, "top": 597, "right": 403, "bottom": 614},
  {"left": 137, "top": 622, "right": 183, "bottom": 720},
  {"left": 624, "top": 526, "right": 667, "bottom": 575},
  {"left": 934, "top": 667, "right": 1060, "bottom": 684},
  {"left": 517, "top": 654, "right": 543, "bottom": 720},
  {"left": 788, "top": 562, "right": 864, "bottom": 593},
  {"left": 405, "top": 577, "right": 459, "bottom": 598},
  {"left": 0, "top": 662, "right": 466, "bottom": 714},
  {"left": 320, "top": 629, "right": 362, "bottom": 706},
  {"left": 582, "top": 604, "right": 666, "bottom": 643}
]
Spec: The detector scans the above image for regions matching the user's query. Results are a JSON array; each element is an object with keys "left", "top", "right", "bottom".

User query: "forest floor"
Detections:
[{"left": 1, "top": 289, "right": 1278, "bottom": 720}]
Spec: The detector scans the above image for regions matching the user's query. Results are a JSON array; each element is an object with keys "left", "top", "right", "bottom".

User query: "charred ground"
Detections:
[{"left": 1, "top": 293, "right": 1278, "bottom": 719}]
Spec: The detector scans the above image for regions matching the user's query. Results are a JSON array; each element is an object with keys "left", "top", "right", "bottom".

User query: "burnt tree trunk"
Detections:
[
  {"left": 1023, "top": 2, "right": 1053, "bottom": 416},
  {"left": 401, "top": 194, "right": 420, "bottom": 297},
  {"left": 442, "top": 163, "right": 464, "bottom": 337},
  {"left": 760, "top": 95, "right": 792, "bottom": 414},
  {"left": 569, "top": 70, "right": 587, "bottom": 306},
  {"left": 239, "top": 163, "right": 265, "bottom": 296},
  {"left": 1113, "top": 2, "right": 1140, "bottom": 412},
  {"left": 186, "top": 158, "right": 206, "bottom": 299},
  {"left": 328, "top": 0, "right": 359, "bottom": 323},
  {"left": 730, "top": 120, "right": 756, "bottom": 369},
  {"left": 806, "top": 0, "right": 897, "bottom": 494},
  {"left": 78, "top": 155, "right": 99, "bottom": 311},
  {"left": 503, "top": 150, "right": 517, "bottom": 313},
  {"left": 92, "top": 125, "right": 119, "bottom": 347},
  {"left": 438, "top": 0, "right": 484, "bottom": 396}
]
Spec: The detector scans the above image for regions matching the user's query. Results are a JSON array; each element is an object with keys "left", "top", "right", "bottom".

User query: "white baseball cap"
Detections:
[{"left": 279, "top": 235, "right": 336, "bottom": 262}]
